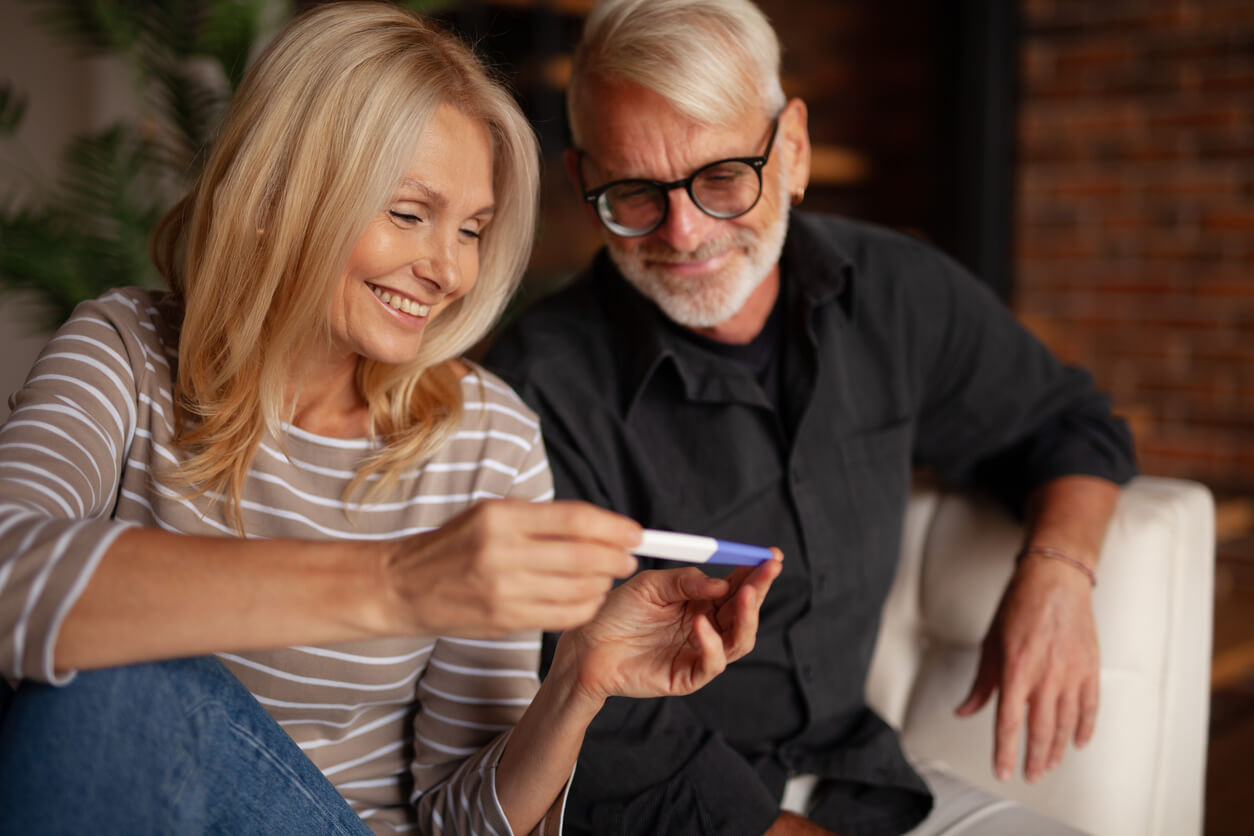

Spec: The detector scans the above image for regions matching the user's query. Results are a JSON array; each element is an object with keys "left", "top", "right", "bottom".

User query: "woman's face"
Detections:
[{"left": 328, "top": 104, "right": 495, "bottom": 368}]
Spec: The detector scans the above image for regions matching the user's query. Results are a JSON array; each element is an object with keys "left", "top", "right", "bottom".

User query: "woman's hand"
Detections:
[
  {"left": 555, "top": 552, "right": 783, "bottom": 705},
  {"left": 378, "top": 499, "right": 641, "bottom": 638},
  {"left": 493, "top": 549, "right": 781, "bottom": 835}
]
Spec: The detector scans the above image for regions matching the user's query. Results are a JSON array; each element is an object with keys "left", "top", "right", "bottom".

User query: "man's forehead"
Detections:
[{"left": 580, "top": 103, "right": 766, "bottom": 181}]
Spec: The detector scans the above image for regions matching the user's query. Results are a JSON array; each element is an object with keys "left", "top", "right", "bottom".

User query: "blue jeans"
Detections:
[{"left": 0, "top": 656, "right": 373, "bottom": 835}]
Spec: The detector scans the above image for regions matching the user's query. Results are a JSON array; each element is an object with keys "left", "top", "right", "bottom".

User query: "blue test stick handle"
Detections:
[{"left": 711, "top": 539, "right": 775, "bottom": 566}]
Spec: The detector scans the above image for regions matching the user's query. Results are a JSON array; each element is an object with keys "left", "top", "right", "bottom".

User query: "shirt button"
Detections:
[
  {"left": 816, "top": 572, "right": 828, "bottom": 589},
  {"left": 801, "top": 664, "right": 814, "bottom": 681}
]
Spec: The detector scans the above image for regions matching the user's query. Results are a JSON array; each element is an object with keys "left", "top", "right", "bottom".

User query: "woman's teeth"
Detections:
[{"left": 371, "top": 285, "right": 430, "bottom": 317}]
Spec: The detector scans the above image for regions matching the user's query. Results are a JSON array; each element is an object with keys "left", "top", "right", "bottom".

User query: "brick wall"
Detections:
[{"left": 1016, "top": 0, "right": 1254, "bottom": 492}]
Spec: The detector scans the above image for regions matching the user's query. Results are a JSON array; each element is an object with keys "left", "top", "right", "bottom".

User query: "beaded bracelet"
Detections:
[{"left": 1016, "top": 545, "right": 1097, "bottom": 587}]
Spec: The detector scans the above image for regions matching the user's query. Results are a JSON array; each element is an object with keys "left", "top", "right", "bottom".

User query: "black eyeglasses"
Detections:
[{"left": 578, "top": 117, "right": 780, "bottom": 238}]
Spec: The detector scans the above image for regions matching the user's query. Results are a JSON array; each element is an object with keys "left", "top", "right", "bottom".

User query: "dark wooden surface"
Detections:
[{"left": 1207, "top": 545, "right": 1254, "bottom": 836}]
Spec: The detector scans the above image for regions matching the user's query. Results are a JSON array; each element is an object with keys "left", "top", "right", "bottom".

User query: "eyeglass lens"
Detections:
[{"left": 598, "top": 159, "right": 762, "bottom": 235}]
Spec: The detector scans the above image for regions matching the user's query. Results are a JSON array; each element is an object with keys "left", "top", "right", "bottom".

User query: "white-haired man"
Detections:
[{"left": 487, "top": 1, "right": 1134, "bottom": 834}]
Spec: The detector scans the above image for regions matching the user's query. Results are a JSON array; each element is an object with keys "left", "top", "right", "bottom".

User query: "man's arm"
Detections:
[
  {"left": 956, "top": 474, "right": 1119, "bottom": 782},
  {"left": 901, "top": 243, "right": 1136, "bottom": 783}
]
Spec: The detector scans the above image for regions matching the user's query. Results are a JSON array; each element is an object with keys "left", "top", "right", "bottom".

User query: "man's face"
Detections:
[{"left": 572, "top": 80, "right": 804, "bottom": 333}]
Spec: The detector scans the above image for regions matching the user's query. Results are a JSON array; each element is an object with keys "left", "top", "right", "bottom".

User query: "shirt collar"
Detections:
[
  {"left": 598, "top": 210, "right": 856, "bottom": 415},
  {"left": 780, "top": 209, "right": 856, "bottom": 317}
]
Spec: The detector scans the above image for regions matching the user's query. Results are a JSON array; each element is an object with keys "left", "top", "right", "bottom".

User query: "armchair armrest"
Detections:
[{"left": 867, "top": 475, "right": 1214, "bottom": 836}]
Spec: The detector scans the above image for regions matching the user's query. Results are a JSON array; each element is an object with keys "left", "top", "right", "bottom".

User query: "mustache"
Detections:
[{"left": 633, "top": 229, "right": 756, "bottom": 264}]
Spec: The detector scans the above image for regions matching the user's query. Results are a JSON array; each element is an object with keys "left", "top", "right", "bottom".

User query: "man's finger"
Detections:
[
  {"left": 1024, "top": 685, "right": 1058, "bottom": 782},
  {"left": 955, "top": 650, "right": 998, "bottom": 717},
  {"left": 993, "top": 673, "right": 1031, "bottom": 781},
  {"left": 1075, "top": 674, "right": 1100, "bottom": 747},
  {"left": 1048, "top": 689, "right": 1079, "bottom": 771}
]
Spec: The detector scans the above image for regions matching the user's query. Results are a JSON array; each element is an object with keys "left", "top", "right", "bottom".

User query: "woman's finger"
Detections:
[{"left": 686, "top": 611, "right": 728, "bottom": 689}]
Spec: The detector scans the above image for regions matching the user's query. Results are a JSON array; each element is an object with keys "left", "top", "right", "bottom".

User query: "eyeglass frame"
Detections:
[{"left": 575, "top": 114, "right": 782, "bottom": 238}]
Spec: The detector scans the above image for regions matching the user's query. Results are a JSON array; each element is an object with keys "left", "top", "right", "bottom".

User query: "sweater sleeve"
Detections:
[
  {"left": 410, "top": 382, "right": 568, "bottom": 835},
  {"left": 0, "top": 292, "right": 152, "bottom": 684},
  {"left": 410, "top": 633, "right": 543, "bottom": 836}
]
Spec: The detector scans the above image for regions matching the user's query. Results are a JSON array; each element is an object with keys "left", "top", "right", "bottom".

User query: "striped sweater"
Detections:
[{"left": 0, "top": 287, "right": 564, "bottom": 835}]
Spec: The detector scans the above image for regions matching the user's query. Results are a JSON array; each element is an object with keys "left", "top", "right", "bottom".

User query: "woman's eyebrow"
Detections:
[
  {"left": 399, "top": 178, "right": 494, "bottom": 217},
  {"left": 399, "top": 178, "right": 443, "bottom": 207}
]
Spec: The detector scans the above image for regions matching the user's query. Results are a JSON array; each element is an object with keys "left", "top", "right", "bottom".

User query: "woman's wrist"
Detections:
[
  {"left": 346, "top": 538, "right": 413, "bottom": 637},
  {"left": 546, "top": 630, "right": 609, "bottom": 719}
]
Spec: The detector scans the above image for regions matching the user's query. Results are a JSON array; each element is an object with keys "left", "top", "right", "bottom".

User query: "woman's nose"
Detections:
[{"left": 410, "top": 234, "right": 460, "bottom": 296}]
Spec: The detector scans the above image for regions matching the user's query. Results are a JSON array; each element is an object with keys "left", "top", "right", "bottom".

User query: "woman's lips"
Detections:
[{"left": 368, "top": 282, "right": 431, "bottom": 317}]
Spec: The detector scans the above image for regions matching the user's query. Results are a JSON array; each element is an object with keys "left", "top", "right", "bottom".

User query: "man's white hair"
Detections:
[{"left": 567, "top": 0, "right": 787, "bottom": 144}]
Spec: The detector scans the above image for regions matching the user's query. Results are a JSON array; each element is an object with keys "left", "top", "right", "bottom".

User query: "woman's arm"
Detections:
[
  {"left": 53, "top": 499, "right": 643, "bottom": 673},
  {"left": 494, "top": 558, "right": 782, "bottom": 835}
]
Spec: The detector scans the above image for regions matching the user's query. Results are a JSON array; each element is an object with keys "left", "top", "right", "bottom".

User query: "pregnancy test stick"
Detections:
[{"left": 633, "top": 529, "right": 774, "bottom": 566}]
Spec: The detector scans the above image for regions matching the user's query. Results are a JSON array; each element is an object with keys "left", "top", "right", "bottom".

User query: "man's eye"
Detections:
[{"left": 389, "top": 211, "right": 423, "bottom": 224}]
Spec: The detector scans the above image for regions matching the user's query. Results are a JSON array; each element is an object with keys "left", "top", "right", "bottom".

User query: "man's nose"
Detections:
[{"left": 654, "top": 188, "right": 715, "bottom": 252}]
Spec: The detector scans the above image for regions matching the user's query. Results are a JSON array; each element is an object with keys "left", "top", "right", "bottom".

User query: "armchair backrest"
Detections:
[{"left": 867, "top": 475, "right": 1215, "bottom": 836}]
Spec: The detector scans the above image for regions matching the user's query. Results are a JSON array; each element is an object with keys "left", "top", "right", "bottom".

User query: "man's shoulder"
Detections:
[
  {"left": 794, "top": 212, "right": 949, "bottom": 272},
  {"left": 791, "top": 211, "right": 987, "bottom": 316}
]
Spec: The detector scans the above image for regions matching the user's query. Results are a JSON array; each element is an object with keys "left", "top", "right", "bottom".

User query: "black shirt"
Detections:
[{"left": 486, "top": 212, "right": 1136, "bottom": 836}]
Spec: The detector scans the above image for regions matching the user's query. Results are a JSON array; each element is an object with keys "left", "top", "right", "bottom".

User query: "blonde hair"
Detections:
[
  {"left": 153, "top": 1, "right": 540, "bottom": 532},
  {"left": 567, "top": 0, "right": 786, "bottom": 145}
]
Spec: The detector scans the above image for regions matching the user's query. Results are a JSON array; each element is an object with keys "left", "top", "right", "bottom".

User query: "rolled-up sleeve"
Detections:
[{"left": 907, "top": 246, "right": 1137, "bottom": 507}]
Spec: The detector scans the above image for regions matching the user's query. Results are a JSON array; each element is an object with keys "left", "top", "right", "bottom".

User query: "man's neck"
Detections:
[{"left": 688, "top": 268, "right": 781, "bottom": 345}]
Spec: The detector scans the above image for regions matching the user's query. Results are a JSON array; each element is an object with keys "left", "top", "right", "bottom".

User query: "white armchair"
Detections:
[{"left": 866, "top": 475, "right": 1215, "bottom": 836}]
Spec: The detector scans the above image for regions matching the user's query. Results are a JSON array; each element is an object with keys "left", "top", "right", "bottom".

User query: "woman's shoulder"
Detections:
[
  {"left": 457, "top": 361, "right": 541, "bottom": 430},
  {"left": 63, "top": 287, "right": 181, "bottom": 352},
  {"left": 445, "top": 360, "right": 545, "bottom": 465},
  {"left": 447, "top": 360, "right": 551, "bottom": 500}
]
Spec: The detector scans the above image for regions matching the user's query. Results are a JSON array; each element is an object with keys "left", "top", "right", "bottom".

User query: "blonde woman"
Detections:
[{"left": 0, "top": 4, "right": 780, "bottom": 834}]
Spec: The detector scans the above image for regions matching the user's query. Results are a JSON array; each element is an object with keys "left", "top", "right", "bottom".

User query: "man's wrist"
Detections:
[{"left": 1015, "top": 544, "right": 1097, "bottom": 587}]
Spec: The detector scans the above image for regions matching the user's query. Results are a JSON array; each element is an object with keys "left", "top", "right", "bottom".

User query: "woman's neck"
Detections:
[{"left": 285, "top": 352, "right": 371, "bottom": 439}]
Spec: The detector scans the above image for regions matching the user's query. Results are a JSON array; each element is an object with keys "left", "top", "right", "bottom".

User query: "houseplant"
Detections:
[{"left": 0, "top": 0, "right": 457, "bottom": 332}]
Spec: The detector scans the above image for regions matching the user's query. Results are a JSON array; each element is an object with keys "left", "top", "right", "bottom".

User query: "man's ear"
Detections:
[
  {"left": 563, "top": 148, "right": 584, "bottom": 194},
  {"left": 564, "top": 148, "right": 601, "bottom": 223},
  {"left": 779, "top": 97, "right": 812, "bottom": 199}
]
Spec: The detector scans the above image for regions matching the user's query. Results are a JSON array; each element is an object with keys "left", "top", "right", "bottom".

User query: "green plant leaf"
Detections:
[
  {"left": 398, "top": 0, "right": 462, "bottom": 15},
  {"left": 22, "top": 0, "right": 150, "bottom": 56},
  {"left": 0, "top": 83, "right": 28, "bottom": 137},
  {"left": 198, "top": 0, "right": 275, "bottom": 91},
  {"left": 151, "top": 61, "right": 227, "bottom": 167},
  {"left": 0, "top": 124, "right": 167, "bottom": 330}
]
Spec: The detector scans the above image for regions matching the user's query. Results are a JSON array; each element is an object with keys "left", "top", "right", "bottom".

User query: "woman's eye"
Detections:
[
  {"left": 459, "top": 228, "right": 482, "bottom": 240},
  {"left": 389, "top": 210, "right": 423, "bottom": 224}
]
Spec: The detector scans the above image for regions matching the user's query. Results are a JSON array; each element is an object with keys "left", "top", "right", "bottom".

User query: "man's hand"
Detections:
[
  {"left": 956, "top": 475, "right": 1118, "bottom": 783},
  {"left": 764, "top": 811, "right": 840, "bottom": 835},
  {"left": 955, "top": 554, "right": 1099, "bottom": 783}
]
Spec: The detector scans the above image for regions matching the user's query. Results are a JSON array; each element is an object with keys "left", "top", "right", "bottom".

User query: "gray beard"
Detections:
[{"left": 608, "top": 175, "right": 790, "bottom": 328}]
